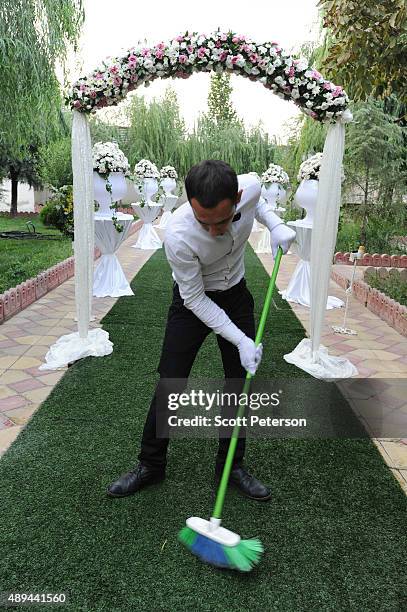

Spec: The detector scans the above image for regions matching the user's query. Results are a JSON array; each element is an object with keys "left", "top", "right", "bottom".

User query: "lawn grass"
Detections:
[
  {"left": 0, "top": 246, "right": 406, "bottom": 611},
  {"left": 0, "top": 215, "right": 72, "bottom": 293}
]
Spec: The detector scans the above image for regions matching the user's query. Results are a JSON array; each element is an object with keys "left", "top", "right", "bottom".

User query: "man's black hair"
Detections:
[{"left": 185, "top": 160, "right": 238, "bottom": 209}]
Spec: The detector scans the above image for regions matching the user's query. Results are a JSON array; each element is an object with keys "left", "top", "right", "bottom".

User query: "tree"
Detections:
[
  {"left": 318, "top": 0, "right": 407, "bottom": 103},
  {"left": 207, "top": 72, "right": 239, "bottom": 127},
  {"left": 0, "top": 145, "right": 44, "bottom": 215},
  {"left": 126, "top": 88, "right": 186, "bottom": 170},
  {"left": 343, "top": 98, "right": 406, "bottom": 245},
  {"left": 0, "top": 0, "right": 83, "bottom": 212}
]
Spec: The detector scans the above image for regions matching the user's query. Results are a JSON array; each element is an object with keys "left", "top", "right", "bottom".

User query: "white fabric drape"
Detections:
[
  {"left": 40, "top": 110, "right": 114, "bottom": 371},
  {"left": 310, "top": 110, "right": 352, "bottom": 353},
  {"left": 284, "top": 109, "right": 357, "bottom": 380},
  {"left": 132, "top": 204, "right": 162, "bottom": 249},
  {"left": 40, "top": 329, "right": 113, "bottom": 371},
  {"left": 281, "top": 222, "right": 344, "bottom": 309},
  {"left": 93, "top": 215, "right": 134, "bottom": 297},
  {"left": 72, "top": 109, "right": 94, "bottom": 338}
]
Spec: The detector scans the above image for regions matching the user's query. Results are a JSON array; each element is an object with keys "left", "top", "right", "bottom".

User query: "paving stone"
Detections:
[
  {"left": 0, "top": 394, "right": 29, "bottom": 411},
  {"left": 9, "top": 356, "right": 43, "bottom": 370},
  {"left": 380, "top": 441, "right": 407, "bottom": 469},
  {"left": 0, "top": 425, "right": 22, "bottom": 456},
  {"left": 9, "top": 378, "right": 45, "bottom": 393}
]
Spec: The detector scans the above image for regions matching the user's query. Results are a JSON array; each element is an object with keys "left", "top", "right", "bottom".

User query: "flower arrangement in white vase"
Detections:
[
  {"left": 261, "top": 164, "right": 289, "bottom": 209},
  {"left": 92, "top": 141, "right": 130, "bottom": 231},
  {"left": 160, "top": 165, "right": 178, "bottom": 195},
  {"left": 295, "top": 152, "right": 327, "bottom": 226},
  {"left": 133, "top": 159, "right": 161, "bottom": 206}
]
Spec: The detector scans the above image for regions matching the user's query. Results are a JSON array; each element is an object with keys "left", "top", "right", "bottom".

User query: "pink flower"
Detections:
[
  {"left": 243, "top": 44, "right": 251, "bottom": 53},
  {"left": 178, "top": 54, "right": 187, "bottom": 64},
  {"left": 310, "top": 111, "right": 318, "bottom": 119},
  {"left": 114, "top": 76, "right": 122, "bottom": 86},
  {"left": 249, "top": 53, "right": 259, "bottom": 63},
  {"left": 323, "top": 82, "right": 332, "bottom": 90},
  {"left": 231, "top": 55, "right": 239, "bottom": 64},
  {"left": 332, "top": 85, "right": 343, "bottom": 97},
  {"left": 73, "top": 100, "right": 82, "bottom": 108},
  {"left": 89, "top": 91, "right": 97, "bottom": 98},
  {"left": 220, "top": 33, "right": 227, "bottom": 41},
  {"left": 311, "top": 69, "right": 322, "bottom": 79},
  {"left": 187, "top": 45, "right": 194, "bottom": 53},
  {"left": 128, "top": 54, "right": 137, "bottom": 62},
  {"left": 95, "top": 71, "right": 104, "bottom": 80},
  {"left": 130, "top": 74, "right": 138, "bottom": 83},
  {"left": 215, "top": 40, "right": 222, "bottom": 48},
  {"left": 232, "top": 36, "right": 239, "bottom": 43},
  {"left": 155, "top": 49, "right": 164, "bottom": 59},
  {"left": 79, "top": 84, "right": 86, "bottom": 91},
  {"left": 141, "top": 48, "right": 151, "bottom": 57},
  {"left": 220, "top": 51, "right": 228, "bottom": 62},
  {"left": 176, "top": 35, "right": 184, "bottom": 42},
  {"left": 197, "top": 47, "right": 207, "bottom": 59},
  {"left": 110, "top": 66, "right": 119, "bottom": 74},
  {"left": 289, "top": 66, "right": 295, "bottom": 78}
]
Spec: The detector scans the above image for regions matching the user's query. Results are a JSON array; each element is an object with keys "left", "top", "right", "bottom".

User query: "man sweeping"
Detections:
[{"left": 107, "top": 160, "right": 295, "bottom": 501}]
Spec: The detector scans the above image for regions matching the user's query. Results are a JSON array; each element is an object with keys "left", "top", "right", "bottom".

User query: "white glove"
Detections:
[
  {"left": 270, "top": 223, "right": 296, "bottom": 258},
  {"left": 237, "top": 336, "right": 263, "bottom": 375}
]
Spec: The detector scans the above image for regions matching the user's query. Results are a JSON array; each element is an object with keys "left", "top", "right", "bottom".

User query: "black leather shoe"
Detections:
[
  {"left": 107, "top": 463, "right": 165, "bottom": 498},
  {"left": 215, "top": 466, "right": 271, "bottom": 501}
]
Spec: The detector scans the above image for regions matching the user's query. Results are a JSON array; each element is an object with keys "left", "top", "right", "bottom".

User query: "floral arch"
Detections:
[
  {"left": 65, "top": 30, "right": 353, "bottom": 378},
  {"left": 67, "top": 30, "right": 349, "bottom": 122}
]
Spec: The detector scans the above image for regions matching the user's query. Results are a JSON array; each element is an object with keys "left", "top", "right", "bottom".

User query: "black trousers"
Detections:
[{"left": 138, "top": 277, "right": 256, "bottom": 470}]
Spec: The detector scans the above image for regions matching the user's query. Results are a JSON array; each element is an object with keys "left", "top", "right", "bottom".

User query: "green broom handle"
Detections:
[{"left": 212, "top": 246, "right": 283, "bottom": 520}]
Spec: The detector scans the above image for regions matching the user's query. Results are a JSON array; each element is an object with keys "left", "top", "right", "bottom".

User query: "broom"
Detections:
[{"left": 178, "top": 246, "right": 283, "bottom": 572}]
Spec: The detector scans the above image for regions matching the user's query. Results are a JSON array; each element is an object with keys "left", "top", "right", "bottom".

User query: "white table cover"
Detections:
[
  {"left": 157, "top": 194, "right": 178, "bottom": 229},
  {"left": 252, "top": 219, "right": 262, "bottom": 232},
  {"left": 93, "top": 214, "right": 134, "bottom": 297},
  {"left": 132, "top": 203, "right": 162, "bottom": 250},
  {"left": 254, "top": 208, "right": 286, "bottom": 253},
  {"left": 280, "top": 221, "right": 343, "bottom": 309}
]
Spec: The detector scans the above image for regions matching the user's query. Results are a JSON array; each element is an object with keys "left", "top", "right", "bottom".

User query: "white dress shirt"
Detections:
[{"left": 164, "top": 174, "right": 284, "bottom": 346}]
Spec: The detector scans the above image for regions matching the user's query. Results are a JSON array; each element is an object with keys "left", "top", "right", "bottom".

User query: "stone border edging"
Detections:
[
  {"left": 331, "top": 269, "right": 407, "bottom": 337},
  {"left": 0, "top": 219, "right": 143, "bottom": 324},
  {"left": 334, "top": 251, "right": 407, "bottom": 267}
]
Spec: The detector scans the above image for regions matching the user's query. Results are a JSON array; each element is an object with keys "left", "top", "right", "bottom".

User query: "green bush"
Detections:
[
  {"left": 365, "top": 271, "right": 407, "bottom": 307},
  {"left": 336, "top": 210, "right": 406, "bottom": 254},
  {"left": 39, "top": 185, "right": 73, "bottom": 236}
]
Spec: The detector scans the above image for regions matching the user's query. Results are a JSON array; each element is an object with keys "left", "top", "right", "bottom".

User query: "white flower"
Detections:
[
  {"left": 261, "top": 163, "right": 289, "bottom": 186},
  {"left": 296, "top": 58, "right": 308, "bottom": 71},
  {"left": 160, "top": 165, "right": 178, "bottom": 179},
  {"left": 144, "top": 58, "right": 154, "bottom": 70},
  {"left": 92, "top": 141, "right": 130, "bottom": 175},
  {"left": 134, "top": 158, "right": 160, "bottom": 179}
]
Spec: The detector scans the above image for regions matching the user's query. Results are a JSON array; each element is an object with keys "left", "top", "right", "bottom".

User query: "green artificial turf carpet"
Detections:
[{"left": 0, "top": 246, "right": 406, "bottom": 611}]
